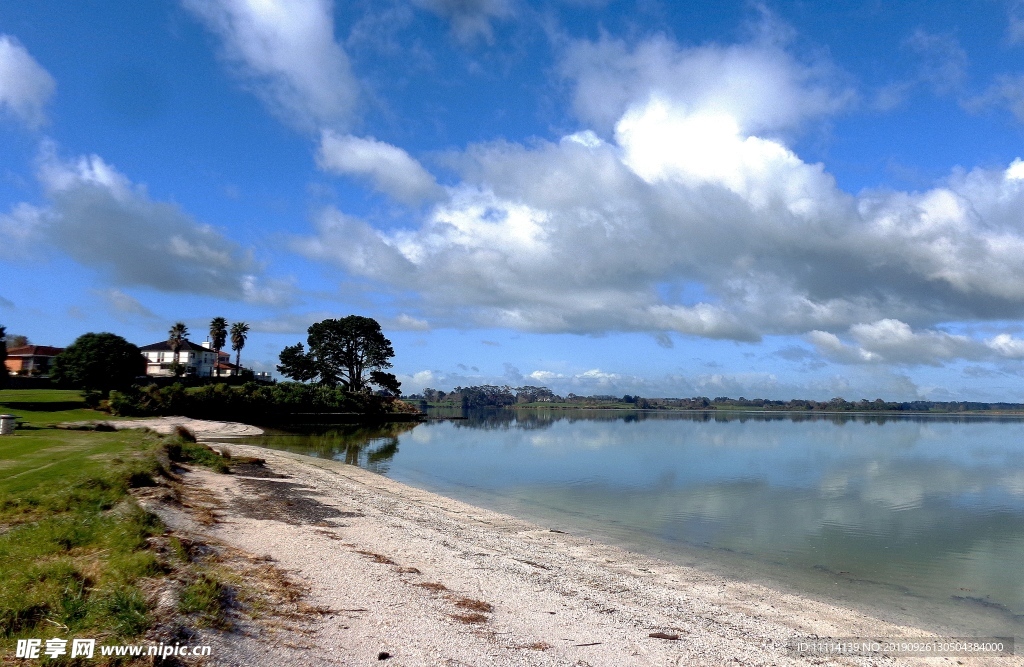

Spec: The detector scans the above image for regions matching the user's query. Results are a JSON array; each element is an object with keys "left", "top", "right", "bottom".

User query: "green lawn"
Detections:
[
  {"left": 0, "top": 394, "right": 247, "bottom": 659},
  {"left": 0, "top": 388, "right": 124, "bottom": 427},
  {"left": 0, "top": 424, "right": 170, "bottom": 651}
]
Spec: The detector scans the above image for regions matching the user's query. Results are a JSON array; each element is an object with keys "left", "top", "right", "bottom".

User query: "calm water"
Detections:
[{"left": 228, "top": 409, "right": 1024, "bottom": 637}]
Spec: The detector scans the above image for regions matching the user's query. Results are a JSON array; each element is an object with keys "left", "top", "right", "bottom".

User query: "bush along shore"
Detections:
[{"left": 107, "top": 381, "right": 425, "bottom": 426}]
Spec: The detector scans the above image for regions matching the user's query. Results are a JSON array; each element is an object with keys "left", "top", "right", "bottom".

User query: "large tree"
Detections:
[
  {"left": 51, "top": 332, "right": 144, "bottom": 394},
  {"left": 0, "top": 325, "right": 8, "bottom": 389},
  {"left": 230, "top": 321, "right": 249, "bottom": 371},
  {"left": 277, "top": 316, "right": 399, "bottom": 393},
  {"left": 209, "top": 317, "right": 228, "bottom": 377}
]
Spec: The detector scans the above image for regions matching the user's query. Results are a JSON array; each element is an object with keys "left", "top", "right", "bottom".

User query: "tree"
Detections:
[
  {"left": 370, "top": 370, "right": 402, "bottom": 396},
  {"left": 168, "top": 322, "right": 188, "bottom": 370},
  {"left": 277, "top": 316, "right": 396, "bottom": 392},
  {"left": 6, "top": 334, "right": 28, "bottom": 348},
  {"left": 51, "top": 332, "right": 144, "bottom": 394},
  {"left": 209, "top": 317, "right": 228, "bottom": 378},
  {"left": 230, "top": 321, "right": 249, "bottom": 371},
  {"left": 0, "top": 325, "right": 8, "bottom": 390}
]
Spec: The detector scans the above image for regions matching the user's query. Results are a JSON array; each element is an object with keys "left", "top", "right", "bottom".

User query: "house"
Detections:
[
  {"left": 140, "top": 339, "right": 217, "bottom": 377},
  {"left": 4, "top": 345, "right": 63, "bottom": 376},
  {"left": 208, "top": 344, "right": 242, "bottom": 377}
]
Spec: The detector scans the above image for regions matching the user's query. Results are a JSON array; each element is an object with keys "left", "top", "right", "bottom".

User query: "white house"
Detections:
[{"left": 140, "top": 339, "right": 217, "bottom": 377}]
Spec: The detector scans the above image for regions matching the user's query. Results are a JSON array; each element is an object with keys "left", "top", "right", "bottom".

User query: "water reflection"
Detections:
[
  {"left": 236, "top": 409, "right": 1024, "bottom": 635},
  {"left": 251, "top": 421, "right": 415, "bottom": 473},
  {"left": 442, "top": 406, "right": 1024, "bottom": 428}
]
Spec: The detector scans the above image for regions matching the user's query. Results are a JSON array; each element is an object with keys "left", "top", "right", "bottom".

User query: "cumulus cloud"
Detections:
[
  {"left": 317, "top": 131, "right": 441, "bottom": 204},
  {"left": 807, "top": 319, "right": 1012, "bottom": 366},
  {"left": 412, "top": 0, "right": 514, "bottom": 44},
  {"left": 183, "top": 0, "right": 357, "bottom": 131},
  {"left": 558, "top": 33, "right": 853, "bottom": 135},
  {"left": 0, "top": 35, "right": 55, "bottom": 129},
  {"left": 290, "top": 31, "right": 1024, "bottom": 366},
  {"left": 987, "top": 333, "right": 1024, "bottom": 358},
  {"left": 29, "top": 143, "right": 290, "bottom": 304}
]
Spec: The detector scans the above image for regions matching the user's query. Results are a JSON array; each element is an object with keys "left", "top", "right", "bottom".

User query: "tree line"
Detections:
[{"left": 410, "top": 385, "right": 1024, "bottom": 413}]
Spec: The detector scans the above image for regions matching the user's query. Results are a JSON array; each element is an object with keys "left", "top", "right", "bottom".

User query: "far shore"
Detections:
[{"left": 121, "top": 415, "right": 1017, "bottom": 666}]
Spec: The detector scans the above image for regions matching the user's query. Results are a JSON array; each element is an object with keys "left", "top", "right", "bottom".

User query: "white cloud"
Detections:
[
  {"left": 412, "top": 0, "right": 514, "bottom": 44},
  {"left": 96, "top": 288, "right": 159, "bottom": 322},
  {"left": 809, "top": 320, "right": 985, "bottom": 366},
  {"left": 0, "top": 203, "right": 44, "bottom": 259},
  {"left": 987, "top": 333, "right": 1024, "bottom": 358},
  {"left": 0, "top": 35, "right": 55, "bottom": 129},
  {"left": 317, "top": 131, "right": 441, "bottom": 204},
  {"left": 292, "top": 206, "right": 415, "bottom": 281},
  {"left": 558, "top": 33, "right": 854, "bottom": 135},
  {"left": 30, "top": 143, "right": 291, "bottom": 304},
  {"left": 806, "top": 330, "right": 880, "bottom": 364},
  {"left": 1009, "top": 1, "right": 1024, "bottom": 44},
  {"left": 183, "top": 0, "right": 357, "bottom": 131},
  {"left": 965, "top": 74, "right": 1024, "bottom": 123},
  {"left": 390, "top": 313, "right": 430, "bottom": 331},
  {"left": 289, "top": 31, "right": 1024, "bottom": 363}
]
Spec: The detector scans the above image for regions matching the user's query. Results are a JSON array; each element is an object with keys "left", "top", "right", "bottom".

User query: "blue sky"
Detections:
[{"left": 5, "top": 1, "right": 1024, "bottom": 401}]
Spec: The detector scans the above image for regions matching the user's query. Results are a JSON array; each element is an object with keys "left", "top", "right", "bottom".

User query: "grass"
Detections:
[
  {"left": 178, "top": 574, "right": 228, "bottom": 628},
  {"left": 0, "top": 388, "right": 125, "bottom": 428},
  {"left": 0, "top": 396, "right": 239, "bottom": 657},
  {"left": 0, "top": 425, "right": 167, "bottom": 648}
]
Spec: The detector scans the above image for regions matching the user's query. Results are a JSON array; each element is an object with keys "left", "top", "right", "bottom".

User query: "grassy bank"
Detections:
[
  {"left": 0, "top": 390, "right": 238, "bottom": 661},
  {"left": 0, "top": 389, "right": 126, "bottom": 427}
]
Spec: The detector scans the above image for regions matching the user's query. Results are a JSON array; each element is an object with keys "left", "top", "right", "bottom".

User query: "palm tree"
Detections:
[
  {"left": 230, "top": 322, "right": 250, "bottom": 373},
  {"left": 209, "top": 317, "right": 228, "bottom": 378},
  {"left": 168, "top": 322, "right": 189, "bottom": 376}
]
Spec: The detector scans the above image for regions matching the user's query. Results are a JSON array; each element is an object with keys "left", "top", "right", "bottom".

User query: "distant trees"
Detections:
[
  {"left": 209, "top": 317, "right": 228, "bottom": 377},
  {"left": 51, "top": 332, "right": 144, "bottom": 394},
  {"left": 5, "top": 334, "right": 28, "bottom": 348},
  {"left": 277, "top": 316, "right": 400, "bottom": 395},
  {"left": 230, "top": 322, "right": 249, "bottom": 370}
]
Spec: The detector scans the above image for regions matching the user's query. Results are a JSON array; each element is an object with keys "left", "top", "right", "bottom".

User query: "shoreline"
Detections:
[{"left": 137, "top": 431, "right": 1018, "bottom": 666}]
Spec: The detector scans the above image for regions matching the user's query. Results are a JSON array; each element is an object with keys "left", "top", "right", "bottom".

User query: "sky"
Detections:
[{"left": 5, "top": 1, "right": 1024, "bottom": 401}]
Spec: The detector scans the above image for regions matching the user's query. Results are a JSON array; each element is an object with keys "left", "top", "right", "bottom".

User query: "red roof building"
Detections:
[{"left": 5, "top": 345, "right": 64, "bottom": 376}]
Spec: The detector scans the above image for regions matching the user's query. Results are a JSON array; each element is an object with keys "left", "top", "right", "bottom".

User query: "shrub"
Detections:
[{"left": 108, "top": 381, "right": 418, "bottom": 424}]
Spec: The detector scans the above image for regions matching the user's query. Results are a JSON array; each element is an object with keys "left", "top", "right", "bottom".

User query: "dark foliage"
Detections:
[
  {"left": 277, "top": 316, "right": 398, "bottom": 394},
  {"left": 51, "top": 332, "right": 145, "bottom": 394},
  {"left": 108, "top": 381, "right": 420, "bottom": 425}
]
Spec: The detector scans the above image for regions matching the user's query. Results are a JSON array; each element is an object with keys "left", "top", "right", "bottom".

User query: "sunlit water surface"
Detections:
[{"left": 226, "top": 410, "right": 1024, "bottom": 637}]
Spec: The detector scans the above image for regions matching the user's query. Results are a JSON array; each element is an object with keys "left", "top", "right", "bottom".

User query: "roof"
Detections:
[
  {"left": 139, "top": 339, "right": 212, "bottom": 353},
  {"left": 6, "top": 345, "right": 63, "bottom": 357}
]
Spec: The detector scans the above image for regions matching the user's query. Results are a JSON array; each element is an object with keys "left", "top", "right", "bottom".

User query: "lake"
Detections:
[{"left": 225, "top": 409, "right": 1024, "bottom": 637}]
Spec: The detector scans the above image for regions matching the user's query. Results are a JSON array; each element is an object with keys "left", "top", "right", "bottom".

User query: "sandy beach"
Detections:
[{"left": 119, "top": 418, "right": 1019, "bottom": 667}]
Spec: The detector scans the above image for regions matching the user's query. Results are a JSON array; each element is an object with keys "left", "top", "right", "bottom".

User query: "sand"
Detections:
[{"left": 133, "top": 430, "right": 1020, "bottom": 667}]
